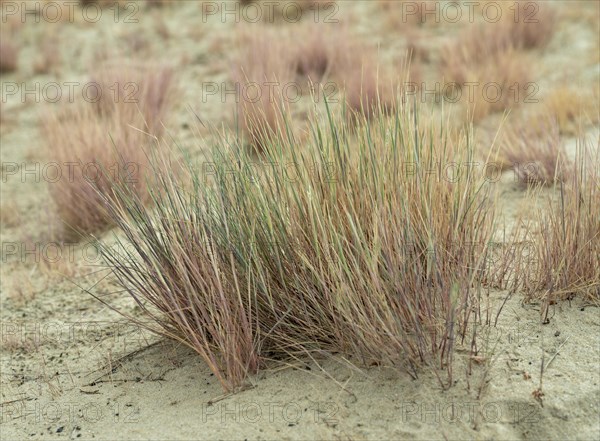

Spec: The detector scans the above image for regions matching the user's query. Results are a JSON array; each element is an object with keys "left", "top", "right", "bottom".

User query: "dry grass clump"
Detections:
[
  {"left": 522, "top": 143, "right": 600, "bottom": 308},
  {"left": 233, "top": 29, "right": 295, "bottom": 151},
  {"left": 543, "top": 86, "right": 599, "bottom": 136},
  {"left": 500, "top": 117, "right": 568, "bottom": 186},
  {"left": 42, "top": 64, "right": 175, "bottom": 238},
  {"left": 234, "top": 24, "right": 418, "bottom": 147},
  {"left": 474, "top": 51, "right": 531, "bottom": 119},
  {"left": 79, "top": 0, "right": 127, "bottom": 6},
  {"left": 442, "top": 1, "right": 556, "bottom": 59},
  {"left": 329, "top": 29, "right": 417, "bottom": 119},
  {"left": 441, "top": 1, "right": 556, "bottom": 120},
  {"left": 295, "top": 27, "right": 415, "bottom": 121},
  {"left": 339, "top": 58, "right": 399, "bottom": 120},
  {"left": 236, "top": 21, "right": 418, "bottom": 136},
  {"left": 293, "top": 22, "right": 345, "bottom": 81},
  {"left": 448, "top": 49, "right": 531, "bottom": 122},
  {"left": 378, "top": 1, "right": 436, "bottom": 27},
  {"left": 446, "top": 1, "right": 555, "bottom": 54},
  {"left": 146, "top": 0, "right": 175, "bottom": 7},
  {"left": 98, "top": 101, "right": 496, "bottom": 392},
  {"left": 0, "top": 38, "right": 18, "bottom": 74},
  {"left": 441, "top": 24, "right": 512, "bottom": 86},
  {"left": 0, "top": 200, "right": 20, "bottom": 228},
  {"left": 442, "top": 26, "right": 533, "bottom": 122},
  {"left": 507, "top": 1, "right": 557, "bottom": 50},
  {"left": 236, "top": 0, "right": 337, "bottom": 23}
]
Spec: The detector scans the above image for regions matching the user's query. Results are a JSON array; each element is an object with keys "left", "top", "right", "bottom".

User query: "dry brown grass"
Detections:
[
  {"left": 378, "top": 1, "right": 437, "bottom": 27},
  {"left": 448, "top": 49, "right": 531, "bottom": 122},
  {"left": 79, "top": 0, "right": 128, "bottom": 6},
  {"left": 233, "top": 28, "right": 295, "bottom": 151},
  {"left": 234, "top": 22, "right": 420, "bottom": 145},
  {"left": 293, "top": 22, "right": 345, "bottom": 82},
  {"left": 506, "top": 1, "right": 557, "bottom": 50},
  {"left": 311, "top": 29, "right": 417, "bottom": 121},
  {"left": 292, "top": 21, "right": 411, "bottom": 97},
  {"left": 444, "top": 1, "right": 556, "bottom": 57},
  {"left": 98, "top": 101, "right": 497, "bottom": 391},
  {"left": 441, "top": 24, "right": 512, "bottom": 86},
  {"left": 542, "top": 86, "right": 599, "bottom": 136},
  {"left": 441, "top": 1, "right": 556, "bottom": 121},
  {"left": 0, "top": 200, "right": 20, "bottom": 228},
  {"left": 0, "top": 331, "right": 40, "bottom": 353},
  {"left": 500, "top": 117, "right": 568, "bottom": 186},
  {"left": 522, "top": 143, "right": 600, "bottom": 310},
  {"left": 0, "top": 37, "right": 18, "bottom": 74},
  {"left": 339, "top": 54, "right": 400, "bottom": 120},
  {"left": 41, "top": 64, "right": 175, "bottom": 238},
  {"left": 237, "top": 0, "right": 337, "bottom": 23}
]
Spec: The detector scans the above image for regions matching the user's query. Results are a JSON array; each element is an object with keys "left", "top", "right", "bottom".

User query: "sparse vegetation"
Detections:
[
  {"left": 522, "top": 142, "right": 600, "bottom": 308},
  {"left": 41, "top": 64, "right": 175, "bottom": 238},
  {"left": 233, "top": 28, "right": 295, "bottom": 151},
  {"left": 377, "top": 1, "right": 435, "bottom": 27},
  {"left": 442, "top": 30, "right": 532, "bottom": 120},
  {"left": 234, "top": 23, "right": 417, "bottom": 147},
  {"left": 501, "top": 117, "right": 568, "bottom": 186},
  {"left": 441, "top": 1, "right": 556, "bottom": 121},
  {"left": 507, "top": 1, "right": 557, "bottom": 50},
  {"left": 543, "top": 86, "right": 599, "bottom": 135},
  {"left": 0, "top": 38, "right": 18, "bottom": 74},
  {"left": 3, "top": 1, "right": 600, "bottom": 437}
]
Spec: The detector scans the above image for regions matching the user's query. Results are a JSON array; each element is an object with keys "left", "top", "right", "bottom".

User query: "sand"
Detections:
[{"left": 1, "top": 1, "right": 599, "bottom": 440}]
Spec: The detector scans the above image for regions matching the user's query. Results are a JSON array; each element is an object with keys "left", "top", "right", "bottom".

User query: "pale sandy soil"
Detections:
[{"left": 1, "top": 1, "right": 599, "bottom": 440}]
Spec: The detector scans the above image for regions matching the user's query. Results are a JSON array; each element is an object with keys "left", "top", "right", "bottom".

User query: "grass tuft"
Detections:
[
  {"left": 233, "top": 28, "right": 295, "bottom": 152},
  {"left": 501, "top": 117, "right": 568, "bottom": 186},
  {"left": 98, "top": 101, "right": 497, "bottom": 391},
  {"left": 0, "top": 37, "right": 18, "bottom": 74},
  {"left": 440, "top": 1, "right": 556, "bottom": 121},
  {"left": 42, "top": 63, "right": 175, "bottom": 238},
  {"left": 523, "top": 141, "right": 600, "bottom": 307}
]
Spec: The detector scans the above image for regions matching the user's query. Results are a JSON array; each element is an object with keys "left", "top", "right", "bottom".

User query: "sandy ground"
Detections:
[{"left": 1, "top": 1, "right": 599, "bottom": 440}]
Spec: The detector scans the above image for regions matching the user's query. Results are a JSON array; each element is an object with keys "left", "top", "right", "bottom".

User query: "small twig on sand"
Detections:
[
  {"left": 543, "top": 336, "right": 571, "bottom": 371},
  {"left": 85, "top": 340, "right": 162, "bottom": 386},
  {"left": 207, "top": 384, "right": 256, "bottom": 405}
]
